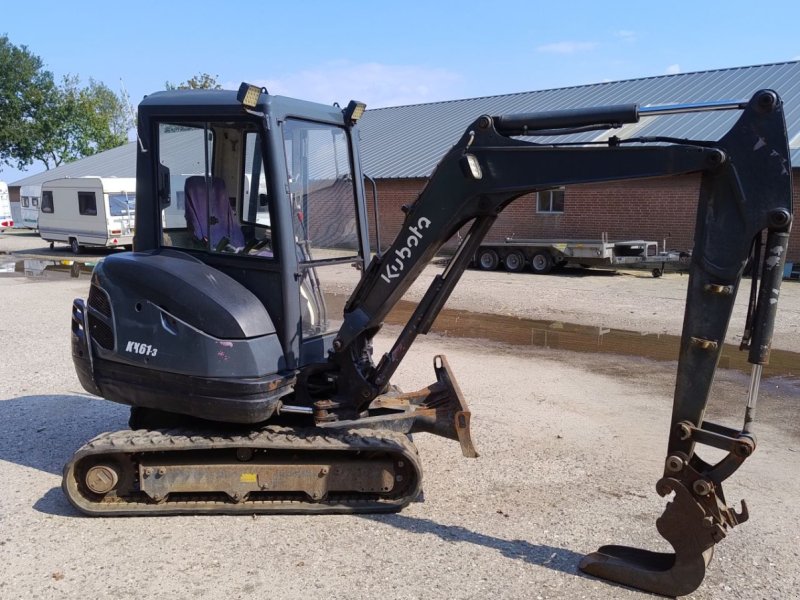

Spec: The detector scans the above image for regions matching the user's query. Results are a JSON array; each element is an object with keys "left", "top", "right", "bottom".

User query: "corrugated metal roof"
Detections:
[
  {"left": 11, "top": 61, "right": 800, "bottom": 187},
  {"left": 10, "top": 129, "right": 212, "bottom": 189},
  {"left": 12, "top": 141, "right": 137, "bottom": 189},
  {"left": 359, "top": 61, "right": 800, "bottom": 178}
]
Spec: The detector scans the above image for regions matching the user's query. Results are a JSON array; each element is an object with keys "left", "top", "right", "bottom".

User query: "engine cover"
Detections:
[{"left": 72, "top": 249, "right": 291, "bottom": 423}]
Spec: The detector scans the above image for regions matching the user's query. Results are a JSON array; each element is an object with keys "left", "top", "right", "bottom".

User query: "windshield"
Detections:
[
  {"left": 282, "top": 119, "right": 359, "bottom": 262},
  {"left": 109, "top": 193, "right": 136, "bottom": 216},
  {"left": 281, "top": 119, "right": 362, "bottom": 338}
]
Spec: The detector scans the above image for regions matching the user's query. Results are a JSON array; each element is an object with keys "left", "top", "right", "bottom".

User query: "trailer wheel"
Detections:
[
  {"left": 504, "top": 251, "right": 526, "bottom": 273},
  {"left": 652, "top": 268, "right": 663, "bottom": 278},
  {"left": 530, "top": 251, "right": 553, "bottom": 274},
  {"left": 70, "top": 238, "right": 81, "bottom": 255},
  {"left": 477, "top": 248, "right": 499, "bottom": 271}
]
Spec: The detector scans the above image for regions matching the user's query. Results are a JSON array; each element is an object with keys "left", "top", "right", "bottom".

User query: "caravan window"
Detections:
[
  {"left": 109, "top": 193, "right": 136, "bottom": 216},
  {"left": 78, "top": 192, "right": 98, "bottom": 216},
  {"left": 241, "top": 131, "right": 270, "bottom": 228},
  {"left": 41, "top": 191, "right": 54, "bottom": 213}
]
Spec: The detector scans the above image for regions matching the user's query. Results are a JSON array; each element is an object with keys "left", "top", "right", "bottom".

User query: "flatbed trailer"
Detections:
[{"left": 474, "top": 234, "right": 685, "bottom": 277}]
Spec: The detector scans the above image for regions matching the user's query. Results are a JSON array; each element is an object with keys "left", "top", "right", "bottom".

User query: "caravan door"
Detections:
[{"left": 0, "top": 182, "right": 12, "bottom": 230}]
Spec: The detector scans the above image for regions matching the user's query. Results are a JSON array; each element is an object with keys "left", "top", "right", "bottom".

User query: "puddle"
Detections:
[
  {"left": 0, "top": 259, "right": 96, "bottom": 280},
  {"left": 1, "top": 262, "right": 795, "bottom": 379},
  {"left": 325, "top": 293, "right": 800, "bottom": 380}
]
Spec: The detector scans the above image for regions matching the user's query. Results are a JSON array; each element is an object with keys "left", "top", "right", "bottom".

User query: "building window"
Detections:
[
  {"left": 537, "top": 188, "right": 565, "bottom": 213},
  {"left": 41, "top": 191, "right": 54, "bottom": 213},
  {"left": 78, "top": 192, "right": 97, "bottom": 216}
]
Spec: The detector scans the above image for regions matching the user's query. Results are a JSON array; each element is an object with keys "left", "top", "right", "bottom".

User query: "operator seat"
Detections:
[{"left": 184, "top": 176, "right": 245, "bottom": 250}]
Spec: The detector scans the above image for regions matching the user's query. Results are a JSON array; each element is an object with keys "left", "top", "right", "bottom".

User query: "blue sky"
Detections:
[{"left": 2, "top": 0, "right": 799, "bottom": 183}]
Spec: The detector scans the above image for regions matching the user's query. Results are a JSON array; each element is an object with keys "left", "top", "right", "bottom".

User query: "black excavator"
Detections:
[{"left": 65, "top": 83, "right": 792, "bottom": 597}]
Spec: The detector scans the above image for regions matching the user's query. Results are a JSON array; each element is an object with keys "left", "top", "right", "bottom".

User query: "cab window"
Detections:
[
  {"left": 281, "top": 119, "right": 361, "bottom": 338},
  {"left": 157, "top": 121, "right": 273, "bottom": 258}
]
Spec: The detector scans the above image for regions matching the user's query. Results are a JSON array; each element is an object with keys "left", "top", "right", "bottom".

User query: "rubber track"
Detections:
[{"left": 62, "top": 426, "right": 422, "bottom": 516}]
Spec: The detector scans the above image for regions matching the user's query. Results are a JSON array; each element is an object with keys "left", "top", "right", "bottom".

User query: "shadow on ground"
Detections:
[
  {"left": 0, "top": 394, "right": 129, "bottom": 516},
  {"left": 362, "top": 513, "right": 674, "bottom": 596},
  {"left": 0, "top": 394, "right": 128, "bottom": 475},
  {"left": 363, "top": 512, "right": 586, "bottom": 577}
]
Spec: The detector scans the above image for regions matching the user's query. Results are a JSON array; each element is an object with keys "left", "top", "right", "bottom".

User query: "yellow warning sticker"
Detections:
[{"left": 240, "top": 473, "right": 257, "bottom": 483}]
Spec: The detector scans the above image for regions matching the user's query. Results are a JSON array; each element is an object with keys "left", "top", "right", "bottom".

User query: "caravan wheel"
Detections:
[{"left": 70, "top": 238, "right": 81, "bottom": 255}]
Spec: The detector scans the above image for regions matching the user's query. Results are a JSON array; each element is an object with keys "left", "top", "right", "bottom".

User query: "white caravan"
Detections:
[
  {"left": 0, "top": 181, "right": 12, "bottom": 231},
  {"left": 39, "top": 177, "right": 136, "bottom": 254},
  {"left": 19, "top": 184, "right": 41, "bottom": 229}
]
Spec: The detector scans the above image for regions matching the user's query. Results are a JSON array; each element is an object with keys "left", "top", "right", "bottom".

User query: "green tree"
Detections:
[
  {"left": 0, "top": 34, "right": 56, "bottom": 169},
  {"left": 165, "top": 72, "right": 223, "bottom": 90},
  {"left": 24, "top": 76, "right": 133, "bottom": 169},
  {"left": 0, "top": 34, "right": 132, "bottom": 170}
]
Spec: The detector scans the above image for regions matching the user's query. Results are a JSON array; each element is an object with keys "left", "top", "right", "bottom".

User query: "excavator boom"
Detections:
[{"left": 322, "top": 89, "right": 792, "bottom": 596}]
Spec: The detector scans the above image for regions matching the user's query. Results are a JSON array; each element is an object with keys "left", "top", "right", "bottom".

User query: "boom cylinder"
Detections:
[
  {"left": 493, "top": 98, "right": 750, "bottom": 137},
  {"left": 493, "top": 105, "right": 639, "bottom": 135}
]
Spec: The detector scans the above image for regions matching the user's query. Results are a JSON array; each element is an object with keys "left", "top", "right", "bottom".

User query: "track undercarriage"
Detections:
[
  {"left": 63, "top": 426, "right": 423, "bottom": 516},
  {"left": 63, "top": 355, "right": 476, "bottom": 517}
]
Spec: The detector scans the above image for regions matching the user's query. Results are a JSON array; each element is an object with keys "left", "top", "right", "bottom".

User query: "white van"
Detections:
[
  {"left": 39, "top": 177, "right": 136, "bottom": 254},
  {"left": 0, "top": 181, "right": 12, "bottom": 231},
  {"left": 19, "top": 184, "right": 41, "bottom": 229}
]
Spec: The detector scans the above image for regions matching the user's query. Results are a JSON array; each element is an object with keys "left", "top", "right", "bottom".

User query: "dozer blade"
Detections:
[
  {"left": 401, "top": 354, "right": 478, "bottom": 458},
  {"left": 580, "top": 477, "right": 741, "bottom": 597},
  {"left": 331, "top": 354, "right": 479, "bottom": 458}
]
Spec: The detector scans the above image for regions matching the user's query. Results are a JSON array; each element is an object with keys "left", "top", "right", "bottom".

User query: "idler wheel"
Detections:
[{"left": 85, "top": 465, "right": 119, "bottom": 494}]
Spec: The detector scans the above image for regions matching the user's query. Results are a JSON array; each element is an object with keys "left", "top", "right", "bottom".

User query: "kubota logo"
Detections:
[
  {"left": 125, "top": 341, "right": 158, "bottom": 357},
  {"left": 381, "top": 216, "right": 431, "bottom": 283}
]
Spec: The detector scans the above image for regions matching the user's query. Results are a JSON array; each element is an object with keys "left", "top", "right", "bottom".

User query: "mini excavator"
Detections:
[{"left": 65, "top": 83, "right": 792, "bottom": 596}]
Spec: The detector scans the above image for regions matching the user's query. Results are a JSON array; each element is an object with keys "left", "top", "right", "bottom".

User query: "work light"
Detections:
[
  {"left": 237, "top": 83, "right": 264, "bottom": 109},
  {"left": 344, "top": 100, "right": 367, "bottom": 124}
]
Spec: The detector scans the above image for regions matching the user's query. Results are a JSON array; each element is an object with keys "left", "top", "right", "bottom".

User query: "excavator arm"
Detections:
[{"left": 315, "top": 89, "right": 792, "bottom": 596}]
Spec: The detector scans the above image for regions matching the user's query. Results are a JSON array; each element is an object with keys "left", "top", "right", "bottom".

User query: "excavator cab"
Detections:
[{"left": 72, "top": 87, "right": 373, "bottom": 424}]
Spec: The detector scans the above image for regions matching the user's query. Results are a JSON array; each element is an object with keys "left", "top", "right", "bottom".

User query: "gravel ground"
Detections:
[{"left": 1, "top": 230, "right": 798, "bottom": 599}]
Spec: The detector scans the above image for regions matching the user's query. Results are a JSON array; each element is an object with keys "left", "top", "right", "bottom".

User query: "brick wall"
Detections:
[
  {"left": 369, "top": 174, "right": 800, "bottom": 262},
  {"left": 365, "top": 177, "right": 429, "bottom": 254}
]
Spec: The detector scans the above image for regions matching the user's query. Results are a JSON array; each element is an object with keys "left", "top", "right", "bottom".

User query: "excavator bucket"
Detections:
[{"left": 579, "top": 477, "right": 745, "bottom": 596}]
